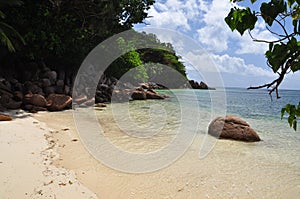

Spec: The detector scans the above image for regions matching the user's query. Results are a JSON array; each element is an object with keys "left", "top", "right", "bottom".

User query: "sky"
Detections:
[{"left": 133, "top": 0, "right": 300, "bottom": 90}]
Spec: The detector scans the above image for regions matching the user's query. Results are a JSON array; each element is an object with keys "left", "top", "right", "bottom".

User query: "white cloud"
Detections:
[
  {"left": 137, "top": 0, "right": 300, "bottom": 89},
  {"left": 146, "top": 0, "right": 204, "bottom": 31},
  {"left": 196, "top": 0, "right": 277, "bottom": 54},
  {"left": 182, "top": 51, "right": 275, "bottom": 77},
  {"left": 211, "top": 54, "right": 275, "bottom": 77},
  {"left": 196, "top": 0, "right": 237, "bottom": 52},
  {"left": 147, "top": 6, "right": 190, "bottom": 30}
]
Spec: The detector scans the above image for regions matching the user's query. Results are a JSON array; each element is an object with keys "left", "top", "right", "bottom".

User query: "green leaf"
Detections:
[
  {"left": 0, "top": 28, "right": 15, "bottom": 51},
  {"left": 260, "top": 0, "right": 287, "bottom": 26},
  {"left": 269, "top": 42, "right": 274, "bottom": 51},
  {"left": 290, "top": 60, "right": 300, "bottom": 72},
  {"left": 281, "top": 107, "right": 286, "bottom": 119},
  {"left": 293, "top": 119, "right": 297, "bottom": 131},
  {"left": 265, "top": 43, "right": 289, "bottom": 73},
  {"left": 225, "top": 7, "right": 257, "bottom": 35},
  {"left": 288, "top": 115, "right": 294, "bottom": 127}
]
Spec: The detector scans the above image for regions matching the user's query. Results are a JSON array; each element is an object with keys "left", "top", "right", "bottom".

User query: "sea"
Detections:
[{"left": 70, "top": 87, "right": 300, "bottom": 198}]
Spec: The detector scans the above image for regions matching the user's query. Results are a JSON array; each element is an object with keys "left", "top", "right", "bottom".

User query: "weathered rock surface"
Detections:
[
  {"left": 208, "top": 116, "right": 260, "bottom": 142},
  {"left": 131, "top": 86, "right": 166, "bottom": 101},
  {"left": 0, "top": 68, "right": 176, "bottom": 112},
  {"left": 146, "top": 89, "right": 164, "bottom": 99},
  {"left": 189, "top": 80, "right": 215, "bottom": 90},
  {"left": 47, "top": 94, "right": 72, "bottom": 111},
  {"left": 131, "top": 89, "right": 147, "bottom": 100},
  {"left": 0, "top": 113, "right": 12, "bottom": 121},
  {"left": 24, "top": 94, "right": 49, "bottom": 107}
]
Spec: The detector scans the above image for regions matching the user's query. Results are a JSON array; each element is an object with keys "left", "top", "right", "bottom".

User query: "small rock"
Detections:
[
  {"left": 80, "top": 98, "right": 94, "bottom": 107},
  {"left": 140, "top": 83, "right": 149, "bottom": 90},
  {"left": 41, "top": 78, "right": 51, "bottom": 88},
  {"left": 74, "top": 95, "right": 87, "bottom": 105},
  {"left": 56, "top": 80, "right": 64, "bottom": 87},
  {"left": 44, "top": 86, "right": 56, "bottom": 95},
  {"left": 47, "top": 94, "right": 72, "bottom": 111},
  {"left": 131, "top": 89, "right": 146, "bottom": 100},
  {"left": 0, "top": 113, "right": 12, "bottom": 121},
  {"left": 13, "top": 91, "right": 23, "bottom": 101},
  {"left": 95, "top": 103, "right": 107, "bottom": 108},
  {"left": 146, "top": 89, "right": 164, "bottom": 99},
  {"left": 46, "top": 71, "right": 57, "bottom": 85},
  {"left": 28, "top": 94, "right": 49, "bottom": 107}
]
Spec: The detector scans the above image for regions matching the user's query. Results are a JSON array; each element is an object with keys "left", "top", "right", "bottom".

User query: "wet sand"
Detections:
[{"left": 34, "top": 107, "right": 300, "bottom": 199}]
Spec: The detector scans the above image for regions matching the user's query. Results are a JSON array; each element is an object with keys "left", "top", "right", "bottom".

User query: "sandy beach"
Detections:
[
  {"left": 0, "top": 110, "right": 98, "bottom": 199},
  {"left": 32, "top": 107, "right": 300, "bottom": 199}
]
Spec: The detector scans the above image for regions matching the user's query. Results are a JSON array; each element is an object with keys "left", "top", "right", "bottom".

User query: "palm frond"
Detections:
[
  {"left": 0, "top": 0, "right": 23, "bottom": 7},
  {"left": 0, "top": 21, "right": 25, "bottom": 44},
  {"left": 0, "top": 10, "right": 4, "bottom": 18},
  {"left": 0, "top": 28, "right": 15, "bottom": 52}
]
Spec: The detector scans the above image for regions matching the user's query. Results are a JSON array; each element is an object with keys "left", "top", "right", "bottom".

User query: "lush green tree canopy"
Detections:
[
  {"left": 3, "top": 0, "right": 154, "bottom": 67},
  {"left": 105, "top": 31, "right": 187, "bottom": 85},
  {"left": 225, "top": 0, "right": 300, "bottom": 130},
  {"left": 0, "top": 0, "right": 187, "bottom": 88}
]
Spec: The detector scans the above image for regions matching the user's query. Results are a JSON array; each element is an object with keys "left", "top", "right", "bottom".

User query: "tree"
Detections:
[
  {"left": 104, "top": 31, "right": 187, "bottom": 86},
  {"left": 0, "top": 0, "right": 24, "bottom": 52},
  {"left": 225, "top": 0, "right": 300, "bottom": 130},
  {"left": 3, "top": 0, "right": 155, "bottom": 68}
]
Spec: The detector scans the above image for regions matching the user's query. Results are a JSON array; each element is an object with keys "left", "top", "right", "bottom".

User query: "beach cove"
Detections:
[
  {"left": 34, "top": 88, "right": 300, "bottom": 198},
  {"left": 1, "top": 88, "right": 300, "bottom": 198}
]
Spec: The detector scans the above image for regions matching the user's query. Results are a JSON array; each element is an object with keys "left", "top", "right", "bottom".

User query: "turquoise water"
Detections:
[
  {"left": 103, "top": 87, "right": 300, "bottom": 161},
  {"left": 83, "top": 88, "right": 300, "bottom": 197},
  {"left": 157, "top": 88, "right": 300, "bottom": 121}
]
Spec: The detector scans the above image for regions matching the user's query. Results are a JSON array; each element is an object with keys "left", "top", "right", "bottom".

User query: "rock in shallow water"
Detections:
[{"left": 208, "top": 116, "right": 260, "bottom": 142}]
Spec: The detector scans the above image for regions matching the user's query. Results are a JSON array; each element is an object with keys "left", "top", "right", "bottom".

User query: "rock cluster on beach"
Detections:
[
  {"left": 208, "top": 115, "right": 261, "bottom": 142},
  {"left": 0, "top": 67, "right": 115, "bottom": 112},
  {"left": 0, "top": 66, "right": 213, "bottom": 113}
]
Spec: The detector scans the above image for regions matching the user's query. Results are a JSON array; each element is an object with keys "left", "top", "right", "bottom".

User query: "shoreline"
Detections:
[
  {"left": 0, "top": 110, "right": 98, "bottom": 199},
  {"left": 33, "top": 108, "right": 300, "bottom": 198}
]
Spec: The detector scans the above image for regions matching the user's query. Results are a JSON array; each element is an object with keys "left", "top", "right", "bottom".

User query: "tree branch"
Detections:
[{"left": 247, "top": 61, "right": 291, "bottom": 99}]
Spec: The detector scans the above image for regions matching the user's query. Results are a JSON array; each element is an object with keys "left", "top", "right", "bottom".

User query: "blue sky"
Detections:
[{"left": 133, "top": 0, "right": 300, "bottom": 90}]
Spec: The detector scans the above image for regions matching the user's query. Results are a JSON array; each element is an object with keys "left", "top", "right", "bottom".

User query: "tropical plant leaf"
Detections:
[
  {"left": 225, "top": 7, "right": 257, "bottom": 35},
  {"left": 0, "top": 28, "right": 15, "bottom": 51},
  {"left": 260, "top": 0, "right": 286, "bottom": 26},
  {"left": 0, "top": 0, "right": 23, "bottom": 7}
]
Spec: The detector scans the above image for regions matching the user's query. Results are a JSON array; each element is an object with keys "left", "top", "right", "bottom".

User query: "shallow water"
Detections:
[
  {"left": 73, "top": 88, "right": 299, "bottom": 198},
  {"left": 39, "top": 88, "right": 300, "bottom": 198}
]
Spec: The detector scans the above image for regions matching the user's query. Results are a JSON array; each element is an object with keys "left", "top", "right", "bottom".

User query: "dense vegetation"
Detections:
[
  {"left": 0, "top": 0, "right": 186, "bottom": 84},
  {"left": 225, "top": 0, "right": 300, "bottom": 130},
  {"left": 105, "top": 32, "right": 187, "bottom": 85}
]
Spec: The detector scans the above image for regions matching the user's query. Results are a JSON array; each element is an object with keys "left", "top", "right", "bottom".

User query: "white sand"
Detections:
[
  {"left": 34, "top": 109, "right": 300, "bottom": 199},
  {"left": 0, "top": 111, "right": 98, "bottom": 199}
]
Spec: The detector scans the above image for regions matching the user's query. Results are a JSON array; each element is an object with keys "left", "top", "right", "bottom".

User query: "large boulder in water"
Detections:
[{"left": 208, "top": 116, "right": 260, "bottom": 142}]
